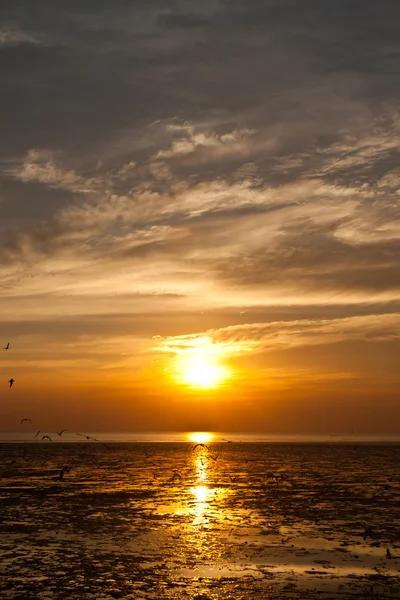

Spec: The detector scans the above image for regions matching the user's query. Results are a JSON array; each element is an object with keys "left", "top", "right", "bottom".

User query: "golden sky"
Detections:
[{"left": 1, "top": 1, "right": 399, "bottom": 433}]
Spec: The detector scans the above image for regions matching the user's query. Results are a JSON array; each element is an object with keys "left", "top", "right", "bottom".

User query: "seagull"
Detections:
[
  {"left": 8, "top": 378, "right": 14, "bottom": 387},
  {"left": 75, "top": 433, "right": 111, "bottom": 450},
  {"left": 363, "top": 526, "right": 374, "bottom": 540},
  {"left": 171, "top": 470, "right": 182, "bottom": 482},
  {"left": 42, "top": 435, "right": 52, "bottom": 442},
  {"left": 20, "top": 418, "right": 32, "bottom": 424},
  {"left": 4, "top": 342, "right": 9, "bottom": 350},
  {"left": 209, "top": 453, "right": 219, "bottom": 461},
  {"left": 34, "top": 430, "right": 41, "bottom": 439},
  {"left": 58, "top": 466, "right": 71, "bottom": 481},
  {"left": 192, "top": 443, "right": 210, "bottom": 451},
  {"left": 56, "top": 429, "right": 67, "bottom": 436}
]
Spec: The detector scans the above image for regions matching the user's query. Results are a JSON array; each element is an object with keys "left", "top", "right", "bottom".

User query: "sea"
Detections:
[{"left": 0, "top": 434, "right": 399, "bottom": 599}]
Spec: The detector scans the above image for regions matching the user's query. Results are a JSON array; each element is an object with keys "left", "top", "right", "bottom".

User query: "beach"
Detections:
[{"left": 0, "top": 441, "right": 399, "bottom": 599}]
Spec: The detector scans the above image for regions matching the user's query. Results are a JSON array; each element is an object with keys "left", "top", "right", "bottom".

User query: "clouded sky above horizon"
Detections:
[{"left": 1, "top": 0, "right": 399, "bottom": 434}]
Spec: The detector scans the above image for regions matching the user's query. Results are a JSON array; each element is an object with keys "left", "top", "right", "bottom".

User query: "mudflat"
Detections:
[{"left": 0, "top": 442, "right": 399, "bottom": 599}]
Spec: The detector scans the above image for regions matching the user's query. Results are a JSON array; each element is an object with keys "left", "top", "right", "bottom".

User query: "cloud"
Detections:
[
  {"left": 0, "top": 25, "right": 40, "bottom": 47},
  {"left": 5, "top": 149, "right": 100, "bottom": 194},
  {"left": 153, "top": 313, "right": 400, "bottom": 356},
  {"left": 154, "top": 126, "right": 257, "bottom": 161}
]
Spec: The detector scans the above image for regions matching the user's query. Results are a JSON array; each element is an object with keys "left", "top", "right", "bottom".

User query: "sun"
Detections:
[
  {"left": 187, "top": 432, "right": 214, "bottom": 443},
  {"left": 179, "top": 355, "right": 229, "bottom": 389}
]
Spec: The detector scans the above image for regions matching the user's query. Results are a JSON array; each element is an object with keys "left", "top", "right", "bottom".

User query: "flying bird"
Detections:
[
  {"left": 8, "top": 378, "right": 14, "bottom": 387},
  {"left": 20, "top": 418, "right": 32, "bottom": 424},
  {"left": 75, "top": 433, "right": 111, "bottom": 450},
  {"left": 192, "top": 443, "right": 210, "bottom": 451},
  {"left": 42, "top": 435, "right": 52, "bottom": 442},
  {"left": 34, "top": 430, "right": 41, "bottom": 439},
  {"left": 56, "top": 429, "right": 67, "bottom": 436},
  {"left": 4, "top": 342, "right": 9, "bottom": 350}
]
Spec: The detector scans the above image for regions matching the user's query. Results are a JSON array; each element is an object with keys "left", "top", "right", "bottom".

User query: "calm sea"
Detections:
[{"left": 0, "top": 431, "right": 399, "bottom": 443}]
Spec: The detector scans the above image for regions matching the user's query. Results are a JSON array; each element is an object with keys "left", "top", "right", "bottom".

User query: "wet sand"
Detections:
[{"left": 0, "top": 442, "right": 399, "bottom": 599}]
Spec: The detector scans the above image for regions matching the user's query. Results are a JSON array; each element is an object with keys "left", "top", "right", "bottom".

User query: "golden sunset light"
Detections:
[
  {"left": 187, "top": 432, "right": 214, "bottom": 444},
  {"left": 0, "top": 0, "right": 399, "bottom": 438},
  {"left": 2, "top": 2, "right": 400, "bottom": 598},
  {"left": 192, "top": 485, "right": 210, "bottom": 504},
  {"left": 178, "top": 355, "right": 229, "bottom": 389}
]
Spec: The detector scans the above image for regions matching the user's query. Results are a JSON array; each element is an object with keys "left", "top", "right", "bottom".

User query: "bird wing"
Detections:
[{"left": 193, "top": 443, "right": 209, "bottom": 451}]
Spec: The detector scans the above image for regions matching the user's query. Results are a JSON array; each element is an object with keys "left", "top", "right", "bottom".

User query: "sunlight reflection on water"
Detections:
[{"left": 192, "top": 484, "right": 211, "bottom": 503}]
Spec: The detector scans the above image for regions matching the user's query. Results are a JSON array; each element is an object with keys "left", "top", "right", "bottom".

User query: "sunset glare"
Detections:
[
  {"left": 180, "top": 357, "right": 228, "bottom": 388},
  {"left": 188, "top": 432, "right": 214, "bottom": 444}
]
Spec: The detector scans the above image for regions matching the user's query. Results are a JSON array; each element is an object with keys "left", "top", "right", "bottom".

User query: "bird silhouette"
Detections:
[
  {"left": 192, "top": 443, "right": 210, "bottom": 451},
  {"left": 34, "top": 430, "right": 41, "bottom": 439},
  {"left": 56, "top": 429, "right": 67, "bottom": 436},
  {"left": 222, "top": 438, "right": 232, "bottom": 443},
  {"left": 42, "top": 435, "right": 52, "bottom": 442},
  {"left": 386, "top": 548, "right": 392, "bottom": 559},
  {"left": 8, "top": 378, "right": 14, "bottom": 387},
  {"left": 4, "top": 342, "right": 9, "bottom": 350},
  {"left": 57, "top": 466, "right": 71, "bottom": 481},
  {"left": 364, "top": 526, "right": 374, "bottom": 540},
  {"left": 75, "top": 433, "right": 110, "bottom": 450},
  {"left": 20, "top": 418, "right": 32, "bottom": 424},
  {"left": 171, "top": 470, "right": 182, "bottom": 482}
]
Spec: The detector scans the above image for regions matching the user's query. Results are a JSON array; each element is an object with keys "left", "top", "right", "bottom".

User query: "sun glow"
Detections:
[
  {"left": 188, "top": 432, "right": 214, "bottom": 444},
  {"left": 176, "top": 349, "right": 230, "bottom": 389}
]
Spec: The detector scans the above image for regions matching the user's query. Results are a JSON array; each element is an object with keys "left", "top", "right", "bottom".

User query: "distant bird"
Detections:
[
  {"left": 56, "top": 429, "right": 67, "bottom": 436},
  {"left": 42, "top": 435, "right": 52, "bottom": 442},
  {"left": 386, "top": 548, "right": 392, "bottom": 559},
  {"left": 8, "top": 378, "right": 14, "bottom": 387},
  {"left": 4, "top": 342, "right": 9, "bottom": 350},
  {"left": 75, "top": 433, "right": 110, "bottom": 450},
  {"left": 171, "top": 470, "right": 182, "bottom": 482},
  {"left": 192, "top": 443, "right": 210, "bottom": 451},
  {"left": 34, "top": 430, "right": 41, "bottom": 439},
  {"left": 58, "top": 466, "right": 71, "bottom": 481},
  {"left": 20, "top": 418, "right": 32, "bottom": 424},
  {"left": 222, "top": 438, "right": 232, "bottom": 443},
  {"left": 76, "top": 432, "right": 94, "bottom": 440},
  {"left": 364, "top": 526, "right": 374, "bottom": 541}
]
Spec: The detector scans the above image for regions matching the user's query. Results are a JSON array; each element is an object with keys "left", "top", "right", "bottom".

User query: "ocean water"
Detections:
[
  {"left": 0, "top": 441, "right": 399, "bottom": 599},
  {"left": 1, "top": 431, "right": 400, "bottom": 443}
]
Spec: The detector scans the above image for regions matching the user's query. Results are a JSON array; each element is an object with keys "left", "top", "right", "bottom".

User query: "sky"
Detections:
[{"left": 0, "top": 0, "right": 399, "bottom": 434}]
